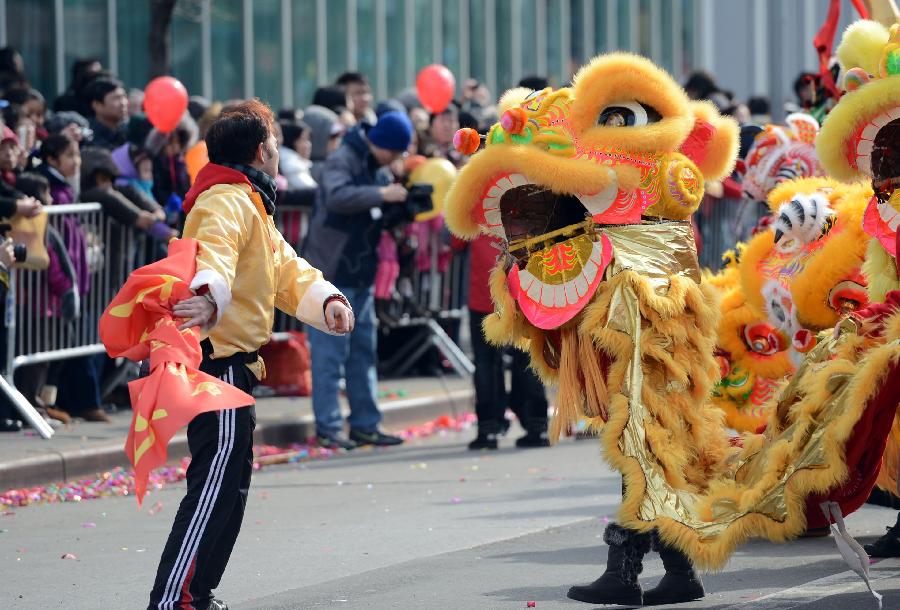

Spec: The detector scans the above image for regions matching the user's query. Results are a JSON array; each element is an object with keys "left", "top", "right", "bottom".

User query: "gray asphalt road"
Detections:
[{"left": 3, "top": 429, "right": 898, "bottom": 609}]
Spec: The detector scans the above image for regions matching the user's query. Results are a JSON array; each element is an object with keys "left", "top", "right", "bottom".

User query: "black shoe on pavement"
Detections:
[
  {"left": 468, "top": 433, "right": 498, "bottom": 450},
  {"left": 207, "top": 599, "right": 229, "bottom": 610},
  {"left": 0, "top": 418, "right": 22, "bottom": 432},
  {"left": 642, "top": 541, "right": 705, "bottom": 605},
  {"left": 567, "top": 523, "right": 651, "bottom": 605},
  {"left": 349, "top": 428, "right": 404, "bottom": 447},
  {"left": 316, "top": 432, "right": 358, "bottom": 451},
  {"left": 516, "top": 430, "right": 550, "bottom": 448},
  {"left": 865, "top": 523, "right": 900, "bottom": 557}
]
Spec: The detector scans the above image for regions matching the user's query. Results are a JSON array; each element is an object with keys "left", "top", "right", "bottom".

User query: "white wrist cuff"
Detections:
[
  {"left": 298, "top": 278, "right": 343, "bottom": 335},
  {"left": 190, "top": 268, "right": 232, "bottom": 318}
]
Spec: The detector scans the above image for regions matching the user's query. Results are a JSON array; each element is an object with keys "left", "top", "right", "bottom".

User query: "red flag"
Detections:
[{"left": 100, "top": 238, "right": 254, "bottom": 505}]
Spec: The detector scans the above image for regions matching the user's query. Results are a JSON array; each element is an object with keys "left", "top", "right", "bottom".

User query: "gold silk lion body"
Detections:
[{"left": 446, "top": 52, "right": 900, "bottom": 569}]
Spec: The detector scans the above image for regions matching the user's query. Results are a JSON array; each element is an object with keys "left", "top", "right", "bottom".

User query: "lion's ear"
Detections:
[
  {"left": 680, "top": 101, "right": 740, "bottom": 182},
  {"left": 497, "top": 87, "right": 534, "bottom": 115}
]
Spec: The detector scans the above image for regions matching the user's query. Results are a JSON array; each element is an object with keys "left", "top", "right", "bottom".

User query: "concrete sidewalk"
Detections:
[{"left": 0, "top": 376, "right": 473, "bottom": 491}]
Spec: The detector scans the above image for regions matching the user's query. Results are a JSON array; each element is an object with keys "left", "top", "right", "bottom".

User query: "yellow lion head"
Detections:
[{"left": 446, "top": 53, "right": 738, "bottom": 339}]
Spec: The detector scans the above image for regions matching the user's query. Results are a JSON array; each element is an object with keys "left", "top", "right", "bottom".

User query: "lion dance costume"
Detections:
[{"left": 446, "top": 48, "right": 900, "bottom": 607}]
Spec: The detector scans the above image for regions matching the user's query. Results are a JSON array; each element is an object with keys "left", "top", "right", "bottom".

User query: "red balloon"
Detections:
[
  {"left": 416, "top": 65, "right": 456, "bottom": 114},
  {"left": 144, "top": 76, "right": 188, "bottom": 133}
]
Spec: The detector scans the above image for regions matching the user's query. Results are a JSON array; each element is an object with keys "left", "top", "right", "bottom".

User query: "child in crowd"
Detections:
[{"left": 39, "top": 134, "right": 108, "bottom": 422}]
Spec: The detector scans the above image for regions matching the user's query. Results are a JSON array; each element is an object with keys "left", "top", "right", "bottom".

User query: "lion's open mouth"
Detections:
[
  {"left": 862, "top": 114, "right": 900, "bottom": 254},
  {"left": 499, "top": 184, "right": 591, "bottom": 258},
  {"left": 481, "top": 173, "right": 621, "bottom": 244},
  {"left": 480, "top": 174, "right": 616, "bottom": 329}
]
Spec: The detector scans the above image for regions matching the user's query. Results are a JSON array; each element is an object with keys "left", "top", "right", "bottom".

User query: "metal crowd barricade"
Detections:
[
  {"left": 2, "top": 203, "right": 152, "bottom": 438},
  {"left": 695, "top": 195, "right": 769, "bottom": 271},
  {"left": 272, "top": 205, "right": 473, "bottom": 378}
]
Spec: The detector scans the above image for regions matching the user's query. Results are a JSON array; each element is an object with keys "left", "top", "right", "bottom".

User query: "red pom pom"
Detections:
[
  {"left": 453, "top": 128, "right": 481, "bottom": 155},
  {"left": 500, "top": 107, "right": 528, "bottom": 135},
  {"left": 527, "top": 602, "right": 537, "bottom": 608}
]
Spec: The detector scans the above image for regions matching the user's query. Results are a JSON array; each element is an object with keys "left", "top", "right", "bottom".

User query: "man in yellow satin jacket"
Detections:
[{"left": 147, "top": 99, "right": 353, "bottom": 610}]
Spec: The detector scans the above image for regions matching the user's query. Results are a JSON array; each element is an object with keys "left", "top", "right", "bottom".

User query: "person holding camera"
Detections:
[
  {"left": 0, "top": 184, "right": 42, "bottom": 431},
  {"left": 303, "top": 110, "right": 414, "bottom": 450}
]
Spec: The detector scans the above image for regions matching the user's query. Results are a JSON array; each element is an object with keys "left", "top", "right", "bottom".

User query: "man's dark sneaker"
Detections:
[
  {"left": 865, "top": 524, "right": 900, "bottom": 557},
  {"left": 207, "top": 599, "right": 229, "bottom": 610},
  {"left": 516, "top": 430, "right": 550, "bottom": 448},
  {"left": 468, "top": 433, "right": 498, "bottom": 450},
  {"left": 316, "top": 432, "right": 358, "bottom": 451},
  {"left": 349, "top": 428, "right": 404, "bottom": 447},
  {"left": 0, "top": 418, "right": 22, "bottom": 432}
]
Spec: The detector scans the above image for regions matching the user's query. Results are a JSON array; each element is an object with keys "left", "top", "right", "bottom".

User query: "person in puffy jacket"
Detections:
[{"left": 37, "top": 134, "right": 108, "bottom": 422}]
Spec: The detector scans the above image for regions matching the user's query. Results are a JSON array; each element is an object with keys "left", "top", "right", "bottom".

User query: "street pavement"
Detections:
[{"left": 3, "top": 426, "right": 899, "bottom": 609}]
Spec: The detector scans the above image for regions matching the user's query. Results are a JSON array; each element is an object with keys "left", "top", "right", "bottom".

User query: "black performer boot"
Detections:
[
  {"left": 864, "top": 512, "right": 900, "bottom": 557},
  {"left": 567, "top": 523, "right": 651, "bottom": 605},
  {"left": 642, "top": 537, "right": 705, "bottom": 606}
]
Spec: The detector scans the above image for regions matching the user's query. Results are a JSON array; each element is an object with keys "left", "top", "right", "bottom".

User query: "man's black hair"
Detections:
[
  {"left": 335, "top": 72, "right": 369, "bottom": 87},
  {"left": 70, "top": 58, "right": 101, "bottom": 86},
  {"left": 429, "top": 101, "right": 459, "bottom": 124},
  {"left": 747, "top": 96, "right": 770, "bottom": 115},
  {"left": 518, "top": 75, "right": 549, "bottom": 90},
  {"left": 458, "top": 110, "right": 479, "bottom": 132},
  {"left": 206, "top": 99, "right": 273, "bottom": 166},
  {"left": 683, "top": 70, "right": 718, "bottom": 100},
  {"left": 85, "top": 76, "right": 124, "bottom": 106},
  {"left": 311, "top": 86, "right": 348, "bottom": 113}
]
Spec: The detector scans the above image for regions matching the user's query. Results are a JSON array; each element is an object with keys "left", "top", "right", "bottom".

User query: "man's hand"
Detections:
[
  {"left": 325, "top": 299, "right": 354, "bottom": 334},
  {"left": 15, "top": 196, "right": 42, "bottom": 218},
  {"left": 379, "top": 183, "right": 408, "bottom": 203},
  {"left": 135, "top": 210, "right": 156, "bottom": 230},
  {"left": 0, "top": 239, "right": 15, "bottom": 269},
  {"left": 173, "top": 294, "right": 216, "bottom": 330}
]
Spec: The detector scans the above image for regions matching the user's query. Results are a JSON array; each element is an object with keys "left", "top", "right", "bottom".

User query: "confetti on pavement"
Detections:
[{"left": 1, "top": 412, "right": 475, "bottom": 509}]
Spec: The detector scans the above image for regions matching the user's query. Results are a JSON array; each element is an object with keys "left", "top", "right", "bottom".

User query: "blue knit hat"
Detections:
[{"left": 367, "top": 111, "right": 413, "bottom": 152}]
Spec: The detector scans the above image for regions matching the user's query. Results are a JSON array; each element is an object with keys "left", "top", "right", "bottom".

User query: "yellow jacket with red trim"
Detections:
[{"left": 183, "top": 181, "right": 341, "bottom": 362}]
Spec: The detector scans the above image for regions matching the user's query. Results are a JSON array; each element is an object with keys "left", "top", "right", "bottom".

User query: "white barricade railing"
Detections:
[
  {"left": 2, "top": 202, "right": 472, "bottom": 438},
  {"left": 3, "top": 203, "right": 155, "bottom": 437}
]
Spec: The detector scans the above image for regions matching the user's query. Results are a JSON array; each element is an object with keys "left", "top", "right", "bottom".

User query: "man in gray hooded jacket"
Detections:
[{"left": 303, "top": 111, "right": 413, "bottom": 450}]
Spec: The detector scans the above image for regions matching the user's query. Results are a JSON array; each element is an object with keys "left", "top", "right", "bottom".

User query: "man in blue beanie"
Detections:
[{"left": 303, "top": 111, "right": 413, "bottom": 449}]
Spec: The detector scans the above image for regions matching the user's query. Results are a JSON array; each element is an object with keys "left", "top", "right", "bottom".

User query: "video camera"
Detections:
[
  {"left": 0, "top": 223, "right": 27, "bottom": 264},
  {"left": 406, "top": 183, "right": 434, "bottom": 218},
  {"left": 382, "top": 183, "right": 434, "bottom": 227}
]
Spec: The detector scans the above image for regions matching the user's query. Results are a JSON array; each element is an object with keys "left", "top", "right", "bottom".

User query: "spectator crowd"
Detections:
[
  {"left": 0, "top": 45, "right": 556, "bottom": 452},
  {"left": 0, "top": 46, "right": 815, "bottom": 451}
]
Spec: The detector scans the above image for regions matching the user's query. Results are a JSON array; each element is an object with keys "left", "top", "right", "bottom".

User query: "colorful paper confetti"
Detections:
[{"left": 1, "top": 412, "right": 476, "bottom": 509}]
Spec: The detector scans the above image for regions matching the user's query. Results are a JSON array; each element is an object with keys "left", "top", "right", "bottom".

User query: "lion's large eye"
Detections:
[{"left": 597, "top": 101, "right": 661, "bottom": 127}]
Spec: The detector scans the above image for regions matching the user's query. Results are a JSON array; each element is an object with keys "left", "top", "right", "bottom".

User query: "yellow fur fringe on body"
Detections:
[{"left": 550, "top": 268, "right": 900, "bottom": 569}]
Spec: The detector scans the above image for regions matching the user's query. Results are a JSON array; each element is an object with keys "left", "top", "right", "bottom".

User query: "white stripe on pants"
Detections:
[{"left": 159, "top": 367, "right": 235, "bottom": 609}]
